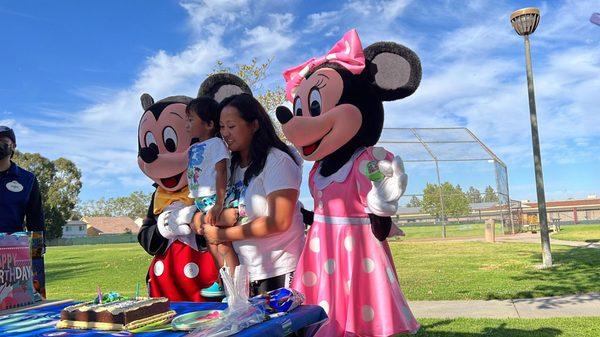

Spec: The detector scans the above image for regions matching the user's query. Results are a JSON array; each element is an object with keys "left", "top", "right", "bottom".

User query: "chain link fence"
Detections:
[{"left": 377, "top": 128, "right": 520, "bottom": 239}]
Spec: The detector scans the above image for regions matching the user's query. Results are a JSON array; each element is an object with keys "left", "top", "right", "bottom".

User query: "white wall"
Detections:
[{"left": 62, "top": 224, "right": 87, "bottom": 238}]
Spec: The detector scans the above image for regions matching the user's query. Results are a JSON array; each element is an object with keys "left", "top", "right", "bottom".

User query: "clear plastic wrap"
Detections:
[{"left": 189, "top": 265, "right": 265, "bottom": 337}]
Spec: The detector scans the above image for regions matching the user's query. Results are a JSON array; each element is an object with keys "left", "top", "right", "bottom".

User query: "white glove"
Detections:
[
  {"left": 156, "top": 208, "right": 193, "bottom": 239},
  {"left": 366, "top": 156, "right": 408, "bottom": 217},
  {"left": 170, "top": 205, "right": 197, "bottom": 225}
]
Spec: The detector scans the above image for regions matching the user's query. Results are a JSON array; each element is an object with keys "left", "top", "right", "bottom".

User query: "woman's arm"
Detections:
[{"left": 202, "top": 188, "right": 298, "bottom": 244}]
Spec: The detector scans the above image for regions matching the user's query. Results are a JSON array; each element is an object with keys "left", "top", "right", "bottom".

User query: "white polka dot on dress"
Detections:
[
  {"left": 302, "top": 271, "right": 318, "bottom": 287},
  {"left": 324, "top": 259, "right": 335, "bottom": 274},
  {"left": 309, "top": 237, "right": 320, "bottom": 253},
  {"left": 362, "top": 258, "right": 375, "bottom": 273},
  {"left": 183, "top": 262, "right": 199, "bottom": 278},
  {"left": 362, "top": 305, "right": 375, "bottom": 322},
  {"left": 319, "top": 300, "right": 330, "bottom": 314},
  {"left": 344, "top": 235, "right": 354, "bottom": 251},
  {"left": 154, "top": 260, "right": 164, "bottom": 277}
]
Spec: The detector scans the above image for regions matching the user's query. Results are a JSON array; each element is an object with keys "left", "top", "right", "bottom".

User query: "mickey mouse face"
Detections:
[
  {"left": 279, "top": 67, "right": 363, "bottom": 161},
  {"left": 136, "top": 73, "right": 252, "bottom": 192},
  {"left": 137, "top": 102, "right": 193, "bottom": 192}
]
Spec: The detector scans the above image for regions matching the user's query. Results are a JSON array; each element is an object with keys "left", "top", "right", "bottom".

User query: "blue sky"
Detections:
[{"left": 1, "top": 0, "right": 599, "bottom": 207}]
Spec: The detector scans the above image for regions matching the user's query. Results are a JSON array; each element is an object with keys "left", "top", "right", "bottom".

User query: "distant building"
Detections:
[
  {"left": 81, "top": 216, "right": 139, "bottom": 236},
  {"left": 521, "top": 197, "right": 600, "bottom": 223},
  {"left": 62, "top": 220, "right": 88, "bottom": 238},
  {"left": 395, "top": 197, "right": 600, "bottom": 226}
]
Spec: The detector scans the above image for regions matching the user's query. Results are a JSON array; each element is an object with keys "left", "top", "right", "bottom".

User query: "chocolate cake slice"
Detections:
[{"left": 57, "top": 297, "right": 175, "bottom": 331}]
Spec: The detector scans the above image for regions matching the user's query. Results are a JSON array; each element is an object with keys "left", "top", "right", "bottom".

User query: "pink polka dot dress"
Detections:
[{"left": 292, "top": 147, "right": 419, "bottom": 336}]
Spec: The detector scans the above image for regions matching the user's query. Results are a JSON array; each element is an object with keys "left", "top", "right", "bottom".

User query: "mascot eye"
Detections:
[
  {"left": 162, "top": 127, "right": 178, "bottom": 152},
  {"left": 293, "top": 97, "right": 303, "bottom": 116},
  {"left": 309, "top": 88, "right": 322, "bottom": 117},
  {"left": 145, "top": 132, "right": 157, "bottom": 148}
]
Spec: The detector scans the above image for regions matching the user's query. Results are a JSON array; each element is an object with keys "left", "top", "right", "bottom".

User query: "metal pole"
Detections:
[
  {"left": 523, "top": 34, "right": 553, "bottom": 267},
  {"left": 435, "top": 161, "right": 447, "bottom": 238},
  {"left": 409, "top": 128, "right": 447, "bottom": 238}
]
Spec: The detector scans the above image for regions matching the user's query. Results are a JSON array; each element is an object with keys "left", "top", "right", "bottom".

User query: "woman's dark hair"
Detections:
[
  {"left": 219, "top": 93, "right": 299, "bottom": 185},
  {"left": 186, "top": 96, "right": 220, "bottom": 137}
]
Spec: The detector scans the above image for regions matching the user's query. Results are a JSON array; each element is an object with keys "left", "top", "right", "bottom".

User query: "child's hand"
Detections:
[
  {"left": 205, "top": 205, "right": 223, "bottom": 226},
  {"left": 191, "top": 212, "right": 204, "bottom": 235},
  {"left": 216, "top": 208, "right": 239, "bottom": 228}
]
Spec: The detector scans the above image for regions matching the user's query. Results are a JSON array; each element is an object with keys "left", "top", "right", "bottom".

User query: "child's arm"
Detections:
[{"left": 205, "top": 158, "right": 228, "bottom": 225}]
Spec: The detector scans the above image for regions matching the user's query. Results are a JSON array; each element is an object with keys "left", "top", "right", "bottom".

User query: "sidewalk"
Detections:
[
  {"left": 409, "top": 293, "right": 600, "bottom": 318},
  {"left": 496, "top": 233, "right": 600, "bottom": 249}
]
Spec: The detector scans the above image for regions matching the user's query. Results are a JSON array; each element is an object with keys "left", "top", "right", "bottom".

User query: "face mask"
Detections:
[{"left": 0, "top": 143, "right": 12, "bottom": 159}]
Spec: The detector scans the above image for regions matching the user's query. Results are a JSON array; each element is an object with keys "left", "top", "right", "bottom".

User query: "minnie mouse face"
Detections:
[
  {"left": 286, "top": 67, "right": 363, "bottom": 161},
  {"left": 137, "top": 96, "right": 193, "bottom": 192},
  {"left": 277, "top": 30, "right": 422, "bottom": 173}
]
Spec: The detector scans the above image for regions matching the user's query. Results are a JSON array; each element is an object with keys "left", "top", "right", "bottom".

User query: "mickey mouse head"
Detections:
[{"left": 137, "top": 74, "right": 251, "bottom": 192}]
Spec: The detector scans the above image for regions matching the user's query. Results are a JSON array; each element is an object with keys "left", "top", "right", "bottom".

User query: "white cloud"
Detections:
[
  {"left": 305, "top": 11, "right": 339, "bottom": 32},
  {"left": 180, "top": 0, "right": 250, "bottom": 37},
  {"left": 10, "top": 0, "right": 598, "bottom": 202},
  {"left": 241, "top": 13, "right": 296, "bottom": 56}
]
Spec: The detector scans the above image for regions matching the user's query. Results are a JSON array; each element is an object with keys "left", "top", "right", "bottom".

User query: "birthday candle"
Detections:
[
  {"left": 97, "top": 286, "right": 103, "bottom": 304},
  {"left": 135, "top": 282, "right": 140, "bottom": 299}
]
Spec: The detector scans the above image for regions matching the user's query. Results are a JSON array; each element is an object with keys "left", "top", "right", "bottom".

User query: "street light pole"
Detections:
[{"left": 510, "top": 7, "right": 552, "bottom": 268}]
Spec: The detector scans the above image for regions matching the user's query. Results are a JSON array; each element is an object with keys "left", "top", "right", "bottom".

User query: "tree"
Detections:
[
  {"left": 210, "top": 58, "right": 285, "bottom": 114},
  {"left": 483, "top": 185, "right": 499, "bottom": 203},
  {"left": 406, "top": 196, "right": 422, "bottom": 207},
  {"left": 209, "top": 58, "right": 286, "bottom": 138},
  {"left": 421, "top": 182, "right": 471, "bottom": 220},
  {"left": 466, "top": 186, "right": 482, "bottom": 203},
  {"left": 76, "top": 191, "right": 152, "bottom": 220},
  {"left": 13, "top": 151, "right": 82, "bottom": 239}
]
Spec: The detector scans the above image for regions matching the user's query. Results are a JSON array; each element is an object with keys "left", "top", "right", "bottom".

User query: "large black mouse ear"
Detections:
[
  {"left": 140, "top": 93, "right": 155, "bottom": 110},
  {"left": 198, "top": 73, "right": 253, "bottom": 103},
  {"left": 363, "top": 42, "right": 422, "bottom": 101}
]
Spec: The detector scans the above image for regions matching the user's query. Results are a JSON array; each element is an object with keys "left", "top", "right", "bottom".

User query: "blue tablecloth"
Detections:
[{"left": 0, "top": 301, "right": 327, "bottom": 337}]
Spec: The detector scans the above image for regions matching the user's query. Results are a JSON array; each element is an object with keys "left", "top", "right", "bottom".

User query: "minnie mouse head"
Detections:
[{"left": 276, "top": 29, "right": 421, "bottom": 176}]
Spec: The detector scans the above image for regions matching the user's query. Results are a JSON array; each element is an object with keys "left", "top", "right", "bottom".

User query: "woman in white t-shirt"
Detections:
[{"left": 200, "top": 93, "right": 305, "bottom": 296}]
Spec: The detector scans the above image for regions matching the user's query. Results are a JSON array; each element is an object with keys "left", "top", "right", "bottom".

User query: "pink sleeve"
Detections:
[{"left": 356, "top": 147, "right": 394, "bottom": 209}]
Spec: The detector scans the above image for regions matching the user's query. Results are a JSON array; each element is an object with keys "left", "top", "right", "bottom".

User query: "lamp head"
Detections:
[{"left": 510, "top": 7, "right": 540, "bottom": 36}]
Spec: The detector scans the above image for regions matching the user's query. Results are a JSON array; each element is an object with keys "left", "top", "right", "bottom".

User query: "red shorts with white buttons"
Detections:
[{"left": 148, "top": 240, "right": 218, "bottom": 302}]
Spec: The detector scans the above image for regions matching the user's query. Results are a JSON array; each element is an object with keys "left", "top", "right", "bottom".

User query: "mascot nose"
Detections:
[
  {"left": 139, "top": 145, "right": 159, "bottom": 163},
  {"left": 276, "top": 106, "right": 293, "bottom": 125}
]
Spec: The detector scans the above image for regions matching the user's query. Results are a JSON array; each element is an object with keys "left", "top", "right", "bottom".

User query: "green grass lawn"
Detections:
[
  {"left": 45, "top": 241, "right": 600, "bottom": 302},
  {"left": 392, "top": 241, "right": 600, "bottom": 300},
  {"left": 398, "top": 223, "right": 505, "bottom": 240},
  {"left": 413, "top": 317, "right": 600, "bottom": 337},
  {"left": 552, "top": 224, "right": 600, "bottom": 242},
  {"left": 45, "top": 243, "right": 152, "bottom": 301}
]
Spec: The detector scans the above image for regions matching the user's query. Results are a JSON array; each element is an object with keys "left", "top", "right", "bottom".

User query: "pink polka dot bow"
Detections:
[{"left": 283, "top": 29, "right": 366, "bottom": 102}]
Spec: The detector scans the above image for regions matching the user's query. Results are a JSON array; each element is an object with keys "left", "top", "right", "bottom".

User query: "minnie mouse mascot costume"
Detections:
[{"left": 276, "top": 29, "right": 421, "bottom": 336}]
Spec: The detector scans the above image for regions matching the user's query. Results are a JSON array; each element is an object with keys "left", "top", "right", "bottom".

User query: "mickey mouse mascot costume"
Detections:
[
  {"left": 276, "top": 29, "right": 421, "bottom": 336},
  {"left": 137, "top": 74, "right": 251, "bottom": 301}
]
